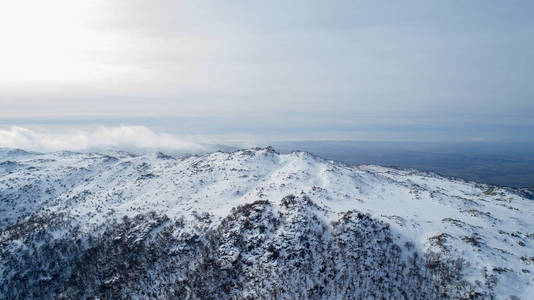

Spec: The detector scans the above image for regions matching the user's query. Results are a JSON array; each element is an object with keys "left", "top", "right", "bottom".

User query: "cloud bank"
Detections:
[{"left": 0, "top": 126, "right": 206, "bottom": 153}]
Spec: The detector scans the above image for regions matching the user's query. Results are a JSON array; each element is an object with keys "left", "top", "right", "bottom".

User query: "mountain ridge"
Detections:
[{"left": 1, "top": 147, "right": 533, "bottom": 299}]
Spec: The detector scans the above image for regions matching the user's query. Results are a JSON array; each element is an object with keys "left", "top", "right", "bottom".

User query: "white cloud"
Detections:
[{"left": 0, "top": 126, "right": 206, "bottom": 153}]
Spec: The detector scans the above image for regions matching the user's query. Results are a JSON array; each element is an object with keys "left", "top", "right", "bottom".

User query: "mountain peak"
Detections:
[{"left": 1, "top": 148, "right": 533, "bottom": 298}]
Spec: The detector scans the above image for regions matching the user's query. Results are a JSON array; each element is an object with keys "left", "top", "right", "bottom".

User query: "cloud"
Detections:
[{"left": 0, "top": 126, "right": 206, "bottom": 153}]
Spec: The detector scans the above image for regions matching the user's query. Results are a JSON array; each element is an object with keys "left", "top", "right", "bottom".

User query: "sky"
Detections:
[{"left": 1, "top": 1, "right": 533, "bottom": 150}]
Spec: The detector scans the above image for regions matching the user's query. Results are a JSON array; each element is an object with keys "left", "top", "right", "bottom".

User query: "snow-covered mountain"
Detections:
[{"left": 1, "top": 147, "right": 533, "bottom": 299}]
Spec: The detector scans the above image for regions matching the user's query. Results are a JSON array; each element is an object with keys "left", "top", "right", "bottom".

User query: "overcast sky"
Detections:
[{"left": 1, "top": 1, "right": 533, "bottom": 145}]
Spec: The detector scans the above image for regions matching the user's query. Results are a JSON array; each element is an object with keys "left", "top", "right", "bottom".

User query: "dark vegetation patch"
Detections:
[{"left": 1, "top": 196, "right": 488, "bottom": 299}]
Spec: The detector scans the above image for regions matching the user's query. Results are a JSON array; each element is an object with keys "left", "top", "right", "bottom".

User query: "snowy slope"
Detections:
[{"left": 0, "top": 147, "right": 533, "bottom": 299}]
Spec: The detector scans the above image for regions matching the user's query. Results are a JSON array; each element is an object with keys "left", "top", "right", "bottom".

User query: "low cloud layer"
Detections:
[{"left": 0, "top": 126, "right": 206, "bottom": 153}]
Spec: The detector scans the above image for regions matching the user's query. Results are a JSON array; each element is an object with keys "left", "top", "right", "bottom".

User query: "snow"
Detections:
[{"left": 1, "top": 146, "right": 533, "bottom": 298}]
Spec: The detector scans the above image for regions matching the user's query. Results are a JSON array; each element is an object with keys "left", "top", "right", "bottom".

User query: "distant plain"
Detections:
[{"left": 273, "top": 141, "right": 534, "bottom": 188}]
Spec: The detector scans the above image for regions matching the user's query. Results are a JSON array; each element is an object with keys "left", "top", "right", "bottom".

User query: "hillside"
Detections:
[{"left": 1, "top": 147, "right": 533, "bottom": 299}]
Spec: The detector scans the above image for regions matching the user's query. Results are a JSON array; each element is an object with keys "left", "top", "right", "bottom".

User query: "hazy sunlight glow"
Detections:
[{"left": 0, "top": 1, "right": 116, "bottom": 85}]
